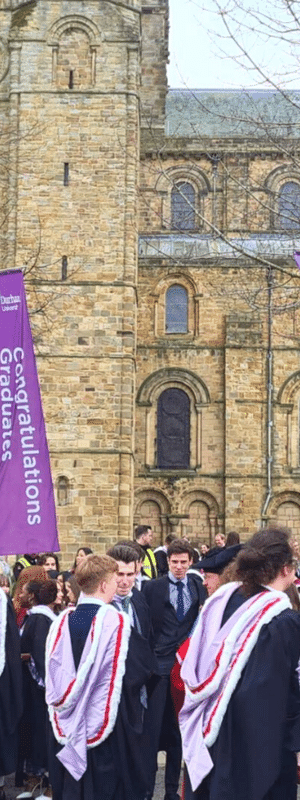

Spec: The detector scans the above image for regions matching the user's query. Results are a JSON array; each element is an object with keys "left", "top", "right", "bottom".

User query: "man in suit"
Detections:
[
  {"left": 143, "top": 539, "right": 207, "bottom": 800},
  {"left": 107, "top": 543, "right": 152, "bottom": 638}
]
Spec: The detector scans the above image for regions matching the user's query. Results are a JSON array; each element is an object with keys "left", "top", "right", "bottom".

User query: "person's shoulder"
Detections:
[
  {"left": 143, "top": 575, "right": 168, "bottom": 595},
  {"left": 132, "top": 586, "right": 147, "bottom": 605},
  {"left": 276, "top": 606, "right": 300, "bottom": 630}
]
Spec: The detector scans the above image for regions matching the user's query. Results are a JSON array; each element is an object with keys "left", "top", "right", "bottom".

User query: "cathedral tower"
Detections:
[{"left": 0, "top": 0, "right": 168, "bottom": 556}]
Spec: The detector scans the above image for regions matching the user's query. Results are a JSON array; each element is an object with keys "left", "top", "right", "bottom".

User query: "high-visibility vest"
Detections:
[
  {"left": 17, "top": 556, "right": 32, "bottom": 570},
  {"left": 142, "top": 547, "right": 158, "bottom": 579}
]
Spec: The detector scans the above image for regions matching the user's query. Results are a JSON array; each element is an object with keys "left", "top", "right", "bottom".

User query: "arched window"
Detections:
[
  {"left": 165, "top": 285, "right": 188, "bottom": 333},
  {"left": 57, "top": 475, "right": 70, "bottom": 506},
  {"left": 278, "top": 182, "right": 300, "bottom": 229},
  {"left": 157, "top": 388, "right": 190, "bottom": 469},
  {"left": 56, "top": 28, "right": 93, "bottom": 89},
  {"left": 171, "top": 182, "right": 195, "bottom": 230}
]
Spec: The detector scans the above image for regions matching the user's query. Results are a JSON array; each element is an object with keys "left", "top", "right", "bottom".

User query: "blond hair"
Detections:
[{"left": 75, "top": 554, "right": 117, "bottom": 594}]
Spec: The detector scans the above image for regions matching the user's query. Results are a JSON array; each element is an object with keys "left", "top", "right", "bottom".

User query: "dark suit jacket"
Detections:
[
  {"left": 131, "top": 586, "right": 152, "bottom": 639},
  {"left": 143, "top": 574, "right": 207, "bottom": 645}
]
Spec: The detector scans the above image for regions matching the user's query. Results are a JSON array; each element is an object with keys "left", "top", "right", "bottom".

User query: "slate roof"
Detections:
[{"left": 165, "top": 88, "right": 300, "bottom": 139}]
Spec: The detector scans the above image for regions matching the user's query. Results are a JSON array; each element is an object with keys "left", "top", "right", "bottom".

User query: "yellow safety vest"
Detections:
[
  {"left": 17, "top": 556, "right": 32, "bottom": 569},
  {"left": 142, "top": 548, "right": 158, "bottom": 579}
]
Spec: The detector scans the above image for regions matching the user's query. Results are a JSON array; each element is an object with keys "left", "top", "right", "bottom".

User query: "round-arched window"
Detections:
[
  {"left": 171, "top": 182, "right": 196, "bottom": 230},
  {"left": 165, "top": 285, "right": 188, "bottom": 333},
  {"left": 278, "top": 181, "right": 300, "bottom": 229},
  {"left": 157, "top": 388, "right": 190, "bottom": 469}
]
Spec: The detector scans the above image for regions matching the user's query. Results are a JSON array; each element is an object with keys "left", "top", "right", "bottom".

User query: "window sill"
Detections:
[{"left": 144, "top": 468, "right": 197, "bottom": 477}]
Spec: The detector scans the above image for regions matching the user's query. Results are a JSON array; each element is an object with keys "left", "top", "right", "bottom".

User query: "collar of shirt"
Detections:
[
  {"left": 168, "top": 571, "right": 188, "bottom": 586},
  {"left": 77, "top": 593, "right": 105, "bottom": 606},
  {"left": 113, "top": 591, "right": 133, "bottom": 603}
]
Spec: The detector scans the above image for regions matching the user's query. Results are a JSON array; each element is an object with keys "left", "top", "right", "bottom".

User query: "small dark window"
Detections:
[
  {"left": 69, "top": 70, "right": 74, "bottom": 89},
  {"left": 64, "top": 163, "right": 69, "bottom": 186},
  {"left": 157, "top": 388, "right": 190, "bottom": 469},
  {"left": 62, "top": 256, "right": 68, "bottom": 281},
  {"left": 278, "top": 182, "right": 300, "bottom": 229},
  {"left": 166, "top": 285, "right": 188, "bottom": 333},
  {"left": 57, "top": 475, "right": 69, "bottom": 506},
  {"left": 171, "top": 182, "right": 196, "bottom": 230}
]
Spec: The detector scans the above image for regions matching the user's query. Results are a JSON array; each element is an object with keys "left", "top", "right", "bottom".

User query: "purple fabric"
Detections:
[
  {"left": 294, "top": 252, "right": 300, "bottom": 269},
  {"left": 179, "top": 582, "right": 291, "bottom": 791},
  {"left": 0, "top": 270, "right": 59, "bottom": 554},
  {"left": 45, "top": 604, "right": 131, "bottom": 780}
]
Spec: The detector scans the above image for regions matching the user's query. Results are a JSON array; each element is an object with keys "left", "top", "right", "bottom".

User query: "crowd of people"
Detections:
[{"left": 0, "top": 525, "right": 300, "bottom": 800}]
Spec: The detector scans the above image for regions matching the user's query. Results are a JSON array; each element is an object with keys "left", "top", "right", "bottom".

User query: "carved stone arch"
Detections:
[
  {"left": 268, "top": 491, "right": 300, "bottom": 541},
  {"left": 155, "top": 165, "right": 211, "bottom": 231},
  {"left": 137, "top": 369, "right": 210, "bottom": 470},
  {"left": 137, "top": 368, "right": 210, "bottom": 407},
  {"left": 155, "top": 165, "right": 211, "bottom": 195},
  {"left": 151, "top": 272, "right": 199, "bottom": 338},
  {"left": 48, "top": 16, "right": 101, "bottom": 45},
  {"left": 134, "top": 488, "right": 171, "bottom": 544},
  {"left": 264, "top": 165, "right": 300, "bottom": 193},
  {"left": 277, "top": 371, "right": 300, "bottom": 470},
  {"left": 48, "top": 16, "right": 101, "bottom": 89},
  {"left": 181, "top": 489, "right": 219, "bottom": 515},
  {"left": 264, "top": 166, "right": 300, "bottom": 230},
  {"left": 278, "top": 370, "right": 300, "bottom": 405},
  {"left": 180, "top": 489, "right": 220, "bottom": 545}
]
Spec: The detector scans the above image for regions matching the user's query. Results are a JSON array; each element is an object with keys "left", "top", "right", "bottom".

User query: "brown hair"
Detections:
[
  {"left": 285, "top": 584, "right": 300, "bottom": 612},
  {"left": 13, "top": 565, "right": 49, "bottom": 616},
  {"left": 66, "top": 574, "right": 81, "bottom": 604},
  {"left": 75, "top": 554, "right": 118, "bottom": 594},
  {"left": 225, "top": 531, "right": 240, "bottom": 547},
  {"left": 234, "top": 527, "right": 294, "bottom": 596},
  {"left": 27, "top": 579, "right": 58, "bottom": 606},
  {"left": 167, "top": 539, "right": 194, "bottom": 560}
]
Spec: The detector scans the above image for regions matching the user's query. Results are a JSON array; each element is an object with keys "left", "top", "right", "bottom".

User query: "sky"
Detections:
[{"left": 167, "top": 0, "right": 300, "bottom": 90}]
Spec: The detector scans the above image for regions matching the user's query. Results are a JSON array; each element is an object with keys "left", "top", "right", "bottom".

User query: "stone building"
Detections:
[{"left": 1, "top": 0, "right": 300, "bottom": 558}]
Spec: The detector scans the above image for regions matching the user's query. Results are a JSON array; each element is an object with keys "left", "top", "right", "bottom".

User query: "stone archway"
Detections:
[
  {"left": 269, "top": 492, "right": 300, "bottom": 543},
  {"left": 134, "top": 489, "right": 171, "bottom": 546},
  {"left": 180, "top": 490, "right": 220, "bottom": 546}
]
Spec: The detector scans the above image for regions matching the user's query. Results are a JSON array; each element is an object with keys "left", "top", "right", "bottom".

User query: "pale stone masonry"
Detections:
[{"left": 1, "top": 0, "right": 300, "bottom": 559}]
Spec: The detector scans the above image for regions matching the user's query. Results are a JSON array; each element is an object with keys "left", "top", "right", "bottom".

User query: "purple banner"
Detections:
[
  {"left": 0, "top": 271, "right": 59, "bottom": 555},
  {"left": 294, "top": 252, "right": 300, "bottom": 270}
]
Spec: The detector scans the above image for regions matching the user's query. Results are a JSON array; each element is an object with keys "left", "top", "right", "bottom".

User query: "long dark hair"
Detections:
[
  {"left": 234, "top": 527, "right": 294, "bottom": 596},
  {"left": 72, "top": 547, "right": 93, "bottom": 571}
]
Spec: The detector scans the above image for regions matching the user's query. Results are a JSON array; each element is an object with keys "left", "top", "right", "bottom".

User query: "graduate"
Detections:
[
  {"left": 18, "top": 579, "right": 57, "bottom": 788},
  {"left": 0, "top": 586, "right": 23, "bottom": 800},
  {"left": 179, "top": 527, "right": 300, "bottom": 800},
  {"left": 46, "top": 553, "right": 156, "bottom": 800}
]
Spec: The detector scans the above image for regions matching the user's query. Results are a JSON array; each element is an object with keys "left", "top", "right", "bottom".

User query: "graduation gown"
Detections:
[
  {"left": 184, "top": 607, "right": 300, "bottom": 800},
  {"left": 48, "top": 602, "right": 157, "bottom": 800},
  {"left": 0, "top": 594, "right": 23, "bottom": 775},
  {"left": 20, "top": 609, "right": 54, "bottom": 771}
]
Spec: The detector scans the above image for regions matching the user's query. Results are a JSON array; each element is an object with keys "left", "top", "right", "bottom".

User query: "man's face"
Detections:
[
  {"left": 215, "top": 534, "right": 225, "bottom": 548},
  {"left": 103, "top": 572, "right": 119, "bottom": 603},
  {"left": 144, "top": 528, "right": 153, "bottom": 546},
  {"left": 115, "top": 561, "right": 137, "bottom": 596},
  {"left": 44, "top": 556, "right": 57, "bottom": 572},
  {"left": 203, "top": 571, "right": 221, "bottom": 596},
  {"left": 168, "top": 553, "right": 192, "bottom": 580}
]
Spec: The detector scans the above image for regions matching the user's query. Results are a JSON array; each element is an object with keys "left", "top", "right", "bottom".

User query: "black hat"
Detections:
[{"left": 199, "top": 544, "right": 242, "bottom": 574}]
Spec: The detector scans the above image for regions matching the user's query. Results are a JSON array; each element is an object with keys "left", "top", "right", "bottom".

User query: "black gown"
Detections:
[
  {"left": 184, "top": 600, "right": 300, "bottom": 800},
  {"left": 0, "top": 595, "right": 23, "bottom": 775},
  {"left": 48, "top": 603, "right": 157, "bottom": 800},
  {"left": 20, "top": 610, "right": 54, "bottom": 773}
]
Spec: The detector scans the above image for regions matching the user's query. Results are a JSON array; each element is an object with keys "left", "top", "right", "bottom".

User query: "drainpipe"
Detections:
[{"left": 261, "top": 265, "right": 273, "bottom": 524}]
